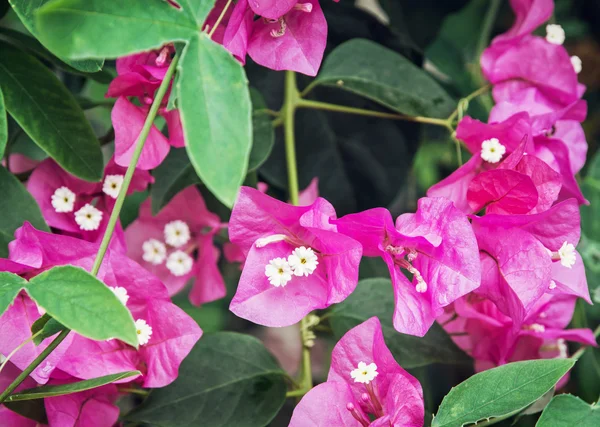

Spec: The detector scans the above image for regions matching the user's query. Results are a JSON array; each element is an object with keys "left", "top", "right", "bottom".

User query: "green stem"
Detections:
[
  {"left": 91, "top": 52, "right": 180, "bottom": 276},
  {"left": 0, "top": 51, "right": 181, "bottom": 405},
  {"left": 297, "top": 99, "right": 453, "bottom": 131},
  {"left": 283, "top": 71, "right": 313, "bottom": 397},
  {"left": 475, "top": 0, "right": 502, "bottom": 61},
  {"left": 447, "top": 84, "right": 492, "bottom": 124},
  {"left": 0, "top": 330, "right": 70, "bottom": 403}
]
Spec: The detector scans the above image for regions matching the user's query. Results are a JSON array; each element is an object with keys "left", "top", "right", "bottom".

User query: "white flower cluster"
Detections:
[
  {"left": 265, "top": 246, "right": 318, "bottom": 287},
  {"left": 141, "top": 220, "right": 194, "bottom": 276}
]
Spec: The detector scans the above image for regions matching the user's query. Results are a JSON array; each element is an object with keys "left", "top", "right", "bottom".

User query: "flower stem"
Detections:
[
  {"left": 283, "top": 71, "right": 313, "bottom": 397},
  {"left": 91, "top": 51, "right": 180, "bottom": 276},
  {"left": 0, "top": 330, "right": 69, "bottom": 403},
  {"left": 296, "top": 99, "right": 453, "bottom": 131},
  {"left": 0, "top": 51, "right": 182, "bottom": 405},
  {"left": 208, "top": 0, "right": 233, "bottom": 38}
]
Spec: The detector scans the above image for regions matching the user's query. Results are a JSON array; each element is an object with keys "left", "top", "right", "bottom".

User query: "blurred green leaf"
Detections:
[
  {"left": 9, "top": 0, "right": 104, "bottom": 72},
  {"left": 328, "top": 278, "right": 471, "bottom": 368},
  {"left": 315, "top": 39, "right": 455, "bottom": 118},
  {"left": 26, "top": 266, "right": 138, "bottom": 347},
  {"left": 0, "top": 42, "right": 104, "bottom": 181},
  {"left": 5, "top": 371, "right": 141, "bottom": 402},
  {"left": 179, "top": 34, "right": 251, "bottom": 208},
  {"left": 536, "top": 394, "right": 600, "bottom": 426},
  {"left": 0, "top": 272, "right": 28, "bottom": 316},
  {"left": 127, "top": 332, "right": 287, "bottom": 427},
  {"left": 580, "top": 179, "right": 600, "bottom": 241},
  {"left": 432, "top": 359, "right": 576, "bottom": 427},
  {"left": 4, "top": 399, "right": 47, "bottom": 424},
  {"left": 120, "top": 190, "right": 149, "bottom": 229},
  {"left": 248, "top": 88, "right": 274, "bottom": 172},
  {"left": 0, "top": 165, "right": 49, "bottom": 257},
  {"left": 151, "top": 148, "right": 199, "bottom": 214},
  {"left": 0, "top": 88, "right": 6, "bottom": 159}
]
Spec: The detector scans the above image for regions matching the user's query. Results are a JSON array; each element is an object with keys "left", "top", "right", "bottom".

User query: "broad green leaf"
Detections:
[
  {"left": 35, "top": 0, "right": 198, "bottom": 59},
  {"left": 0, "top": 28, "right": 112, "bottom": 83},
  {"left": 0, "top": 272, "right": 28, "bottom": 316},
  {"left": 0, "top": 165, "right": 49, "bottom": 257},
  {"left": 581, "top": 179, "right": 600, "bottom": 241},
  {"left": 0, "top": 88, "right": 6, "bottom": 159},
  {"left": 586, "top": 150, "right": 600, "bottom": 181},
  {"left": 536, "top": 394, "right": 600, "bottom": 426},
  {"left": 179, "top": 34, "right": 252, "bottom": 207},
  {"left": 26, "top": 266, "right": 138, "bottom": 347},
  {"left": 8, "top": 0, "right": 103, "bottom": 72},
  {"left": 315, "top": 39, "right": 455, "bottom": 118},
  {"left": 127, "top": 332, "right": 287, "bottom": 427},
  {"left": 248, "top": 88, "right": 274, "bottom": 172},
  {"left": 0, "top": 42, "right": 103, "bottom": 181},
  {"left": 151, "top": 148, "right": 200, "bottom": 214},
  {"left": 5, "top": 371, "right": 141, "bottom": 402},
  {"left": 431, "top": 359, "right": 576, "bottom": 427},
  {"left": 327, "top": 278, "right": 471, "bottom": 368}
]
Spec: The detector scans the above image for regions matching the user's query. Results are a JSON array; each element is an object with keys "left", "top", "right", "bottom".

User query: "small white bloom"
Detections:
[
  {"left": 166, "top": 250, "right": 194, "bottom": 276},
  {"left": 142, "top": 239, "right": 167, "bottom": 265},
  {"left": 288, "top": 246, "right": 319, "bottom": 276},
  {"left": 164, "top": 220, "right": 191, "bottom": 248},
  {"left": 51, "top": 186, "right": 76, "bottom": 213},
  {"left": 558, "top": 241, "right": 576, "bottom": 268},
  {"left": 102, "top": 174, "right": 124, "bottom": 199},
  {"left": 480, "top": 138, "right": 506, "bottom": 163},
  {"left": 557, "top": 338, "right": 568, "bottom": 358},
  {"left": 135, "top": 319, "right": 152, "bottom": 346},
  {"left": 546, "top": 24, "right": 565, "bottom": 45},
  {"left": 110, "top": 286, "right": 129, "bottom": 305},
  {"left": 350, "top": 362, "right": 378, "bottom": 384},
  {"left": 527, "top": 323, "right": 546, "bottom": 333},
  {"left": 570, "top": 55, "right": 582, "bottom": 74},
  {"left": 74, "top": 204, "right": 103, "bottom": 231},
  {"left": 548, "top": 280, "right": 557, "bottom": 290},
  {"left": 265, "top": 257, "right": 293, "bottom": 287}
]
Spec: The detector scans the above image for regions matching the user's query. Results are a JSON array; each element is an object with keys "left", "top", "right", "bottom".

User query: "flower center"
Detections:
[
  {"left": 480, "top": 138, "right": 506, "bottom": 164},
  {"left": 387, "top": 246, "right": 428, "bottom": 293},
  {"left": 74, "top": 204, "right": 103, "bottom": 231},
  {"left": 166, "top": 250, "right": 194, "bottom": 276},
  {"left": 550, "top": 241, "right": 576, "bottom": 268},
  {"left": 164, "top": 220, "right": 191, "bottom": 248},
  {"left": 102, "top": 174, "right": 124, "bottom": 199},
  {"left": 51, "top": 186, "right": 76, "bottom": 213},
  {"left": 135, "top": 319, "right": 152, "bottom": 346},
  {"left": 546, "top": 24, "right": 565, "bottom": 45}
]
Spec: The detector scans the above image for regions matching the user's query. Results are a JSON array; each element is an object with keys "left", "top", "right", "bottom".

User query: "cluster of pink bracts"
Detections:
[{"left": 0, "top": 0, "right": 597, "bottom": 425}]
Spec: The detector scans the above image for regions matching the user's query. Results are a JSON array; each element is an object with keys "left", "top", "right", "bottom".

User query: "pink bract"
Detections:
[
  {"left": 228, "top": 186, "right": 362, "bottom": 327},
  {"left": 289, "top": 317, "right": 424, "bottom": 426},
  {"left": 334, "top": 197, "right": 480, "bottom": 337}
]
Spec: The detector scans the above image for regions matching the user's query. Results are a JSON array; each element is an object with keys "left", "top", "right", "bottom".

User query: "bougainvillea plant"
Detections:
[{"left": 0, "top": 0, "right": 599, "bottom": 425}]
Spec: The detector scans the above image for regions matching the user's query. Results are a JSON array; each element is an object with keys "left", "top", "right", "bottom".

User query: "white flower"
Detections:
[
  {"left": 350, "top": 362, "right": 378, "bottom": 384},
  {"left": 548, "top": 280, "right": 557, "bottom": 290},
  {"left": 110, "top": 286, "right": 129, "bottom": 305},
  {"left": 142, "top": 239, "right": 167, "bottom": 265},
  {"left": 557, "top": 338, "right": 568, "bottom": 358},
  {"left": 480, "top": 138, "right": 506, "bottom": 163},
  {"left": 135, "top": 319, "right": 152, "bottom": 346},
  {"left": 74, "top": 204, "right": 103, "bottom": 231},
  {"left": 527, "top": 323, "right": 546, "bottom": 333},
  {"left": 288, "top": 246, "right": 318, "bottom": 276},
  {"left": 164, "top": 220, "right": 191, "bottom": 248},
  {"left": 558, "top": 241, "right": 576, "bottom": 268},
  {"left": 265, "top": 257, "right": 293, "bottom": 287},
  {"left": 102, "top": 174, "right": 124, "bottom": 199},
  {"left": 51, "top": 186, "right": 76, "bottom": 213},
  {"left": 571, "top": 55, "right": 582, "bottom": 74},
  {"left": 166, "top": 250, "right": 194, "bottom": 276},
  {"left": 546, "top": 24, "right": 565, "bottom": 45}
]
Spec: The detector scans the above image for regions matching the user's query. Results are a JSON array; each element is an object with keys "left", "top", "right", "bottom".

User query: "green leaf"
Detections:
[
  {"left": 0, "top": 42, "right": 103, "bottom": 181},
  {"left": 151, "top": 148, "right": 200, "bottom": 214},
  {"left": 536, "top": 394, "right": 600, "bottom": 426},
  {"left": 581, "top": 179, "right": 600, "bottom": 241},
  {"left": 8, "top": 0, "right": 103, "bottom": 72},
  {"left": 4, "top": 400, "right": 47, "bottom": 424},
  {"left": 0, "top": 88, "right": 7, "bottom": 159},
  {"left": 327, "top": 278, "right": 471, "bottom": 368},
  {"left": 0, "top": 165, "right": 49, "bottom": 257},
  {"left": 0, "top": 272, "right": 28, "bottom": 316},
  {"left": 431, "top": 359, "right": 576, "bottom": 427},
  {"left": 248, "top": 88, "right": 274, "bottom": 172},
  {"left": 179, "top": 34, "right": 252, "bottom": 208},
  {"left": 26, "top": 266, "right": 138, "bottom": 347},
  {"left": 314, "top": 38, "right": 455, "bottom": 118},
  {"left": 5, "top": 371, "right": 141, "bottom": 402},
  {"left": 127, "top": 332, "right": 287, "bottom": 427},
  {"left": 33, "top": 318, "right": 67, "bottom": 345},
  {"left": 35, "top": 0, "right": 199, "bottom": 59}
]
